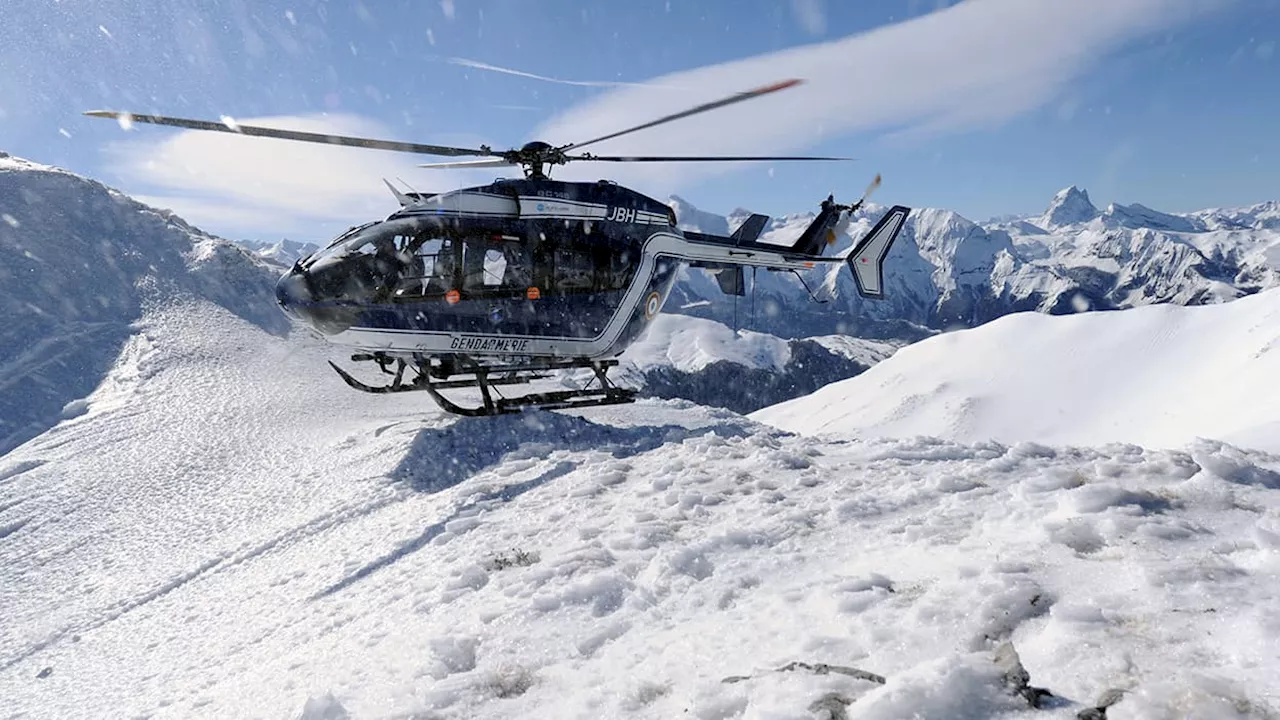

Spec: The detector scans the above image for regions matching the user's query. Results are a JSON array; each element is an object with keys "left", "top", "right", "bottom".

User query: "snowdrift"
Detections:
[{"left": 753, "top": 286, "right": 1280, "bottom": 453}]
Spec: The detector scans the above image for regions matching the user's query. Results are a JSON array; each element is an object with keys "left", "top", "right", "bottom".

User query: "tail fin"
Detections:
[
  {"left": 790, "top": 197, "right": 842, "bottom": 256},
  {"left": 846, "top": 205, "right": 910, "bottom": 299},
  {"left": 731, "top": 213, "right": 770, "bottom": 245}
]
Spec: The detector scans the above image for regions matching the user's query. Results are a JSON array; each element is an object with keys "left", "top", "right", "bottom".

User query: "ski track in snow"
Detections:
[{"left": 1, "top": 301, "right": 1279, "bottom": 719}]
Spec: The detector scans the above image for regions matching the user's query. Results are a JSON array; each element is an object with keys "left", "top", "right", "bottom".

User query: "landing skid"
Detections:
[{"left": 328, "top": 354, "right": 637, "bottom": 417}]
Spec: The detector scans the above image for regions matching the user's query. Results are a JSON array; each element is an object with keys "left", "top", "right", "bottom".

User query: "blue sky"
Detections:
[{"left": 2, "top": 0, "right": 1277, "bottom": 242}]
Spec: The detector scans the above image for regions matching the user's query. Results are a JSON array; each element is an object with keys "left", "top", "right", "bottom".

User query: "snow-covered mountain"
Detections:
[
  {"left": 0, "top": 152, "right": 288, "bottom": 455},
  {"left": 753, "top": 286, "right": 1280, "bottom": 454},
  {"left": 606, "top": 314, "right": 900, "bottom": 414},
  {"left": 3, "top": 153, "right": 1280, "bottom": 718},
  {"left": 236, "top": 237, "right": 322, "bottom": 267},
  {"left": 670, "top": 187, "right": 1280, "bottom": 339}
]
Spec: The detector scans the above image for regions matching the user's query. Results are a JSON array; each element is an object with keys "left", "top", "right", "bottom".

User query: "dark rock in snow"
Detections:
[{"left": 993, "top": 641, "right": 1054, "bottom": 709}]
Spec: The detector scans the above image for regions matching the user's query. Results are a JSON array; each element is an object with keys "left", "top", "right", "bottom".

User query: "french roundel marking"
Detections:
[{"left": 644, "top": 292, "right": 661, "bottom": 318}]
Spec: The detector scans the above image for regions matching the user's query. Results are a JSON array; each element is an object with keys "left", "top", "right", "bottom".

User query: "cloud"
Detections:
[
  {"left": 534, "top": 0, "right": 1224, "bottom": 193},
  {"left": 98, "top": 113, "right": 504, "bottom": 240}
]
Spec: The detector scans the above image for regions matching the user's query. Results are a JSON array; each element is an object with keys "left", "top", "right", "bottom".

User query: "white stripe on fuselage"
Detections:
[{"left": 325, "top": 232, "right": 835, "bottom": 358}]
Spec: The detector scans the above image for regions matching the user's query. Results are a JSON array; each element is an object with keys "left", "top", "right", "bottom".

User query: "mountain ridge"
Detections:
[
  {"left": 668, "top": 185, "right": 1280, "bottom": 339},
  {"left": 0, "top": 152, "right": 289, "bottom": 454}
]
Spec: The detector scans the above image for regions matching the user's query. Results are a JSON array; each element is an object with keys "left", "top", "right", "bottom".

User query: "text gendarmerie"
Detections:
[{"left": 449, "top": 336, "right": 531, "bottom": 353}]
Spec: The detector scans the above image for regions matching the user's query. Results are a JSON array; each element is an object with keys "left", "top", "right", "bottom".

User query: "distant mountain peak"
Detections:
[
  {"left": 1039, "top": 185, "right": 1100, "bottom": 228},
  {"left": 667, "top": 194, "right": 730, "bottom": 235}
]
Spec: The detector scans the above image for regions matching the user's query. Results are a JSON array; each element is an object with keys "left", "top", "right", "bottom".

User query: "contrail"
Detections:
[{"left": 447, "top": 57, "right": 658, "bottom": 88}]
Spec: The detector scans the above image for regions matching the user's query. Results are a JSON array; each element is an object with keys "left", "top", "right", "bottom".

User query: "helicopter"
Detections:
[{"left": 85, "top": 78, "right": 910, "bottom": 416}]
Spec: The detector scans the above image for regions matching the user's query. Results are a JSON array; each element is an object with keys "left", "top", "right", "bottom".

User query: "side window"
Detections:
[
  {"left": 461, "top": 237, "right": 533, "bottom": 294},
  {"left": 503, "top": 243, "right": 531, "bottom": 289},
  {"left": 393, "top": 236, "right": 456, "bottom": 299},
  {"left": 600, "top": 247, "right": 635, "bottom": 291},
  {"left": 461, "top": 239, "right": 490, "bottom": 291},
  {"left": 554, "top": 248, "right": 593, "bottom": 292}
]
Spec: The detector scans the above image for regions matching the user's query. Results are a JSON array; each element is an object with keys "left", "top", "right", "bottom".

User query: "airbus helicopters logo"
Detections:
[
  {"left": 534, "top": 201, "right": 576, "bottom": 215},
  {"left": 605, "top": 206, "right": 636, "bottom": 223}
]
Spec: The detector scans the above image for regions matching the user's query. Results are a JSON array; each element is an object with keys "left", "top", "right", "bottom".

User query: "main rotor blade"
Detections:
[
  {"left": 83, "top": 110, "right": 495, "bottom": 158},
  {"left": 568, "top": 154, "right": 854, "bottom": 162},
  {"left": 418, "top": 158, "right": 517, "bottom": 169},
  {"left": 559, "top": 78, "right": 804, "bottom": 153}
]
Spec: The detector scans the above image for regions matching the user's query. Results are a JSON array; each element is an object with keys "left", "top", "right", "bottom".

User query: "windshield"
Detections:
[{"left": 331, "top": 217, "right": 434, "bottom": 259}]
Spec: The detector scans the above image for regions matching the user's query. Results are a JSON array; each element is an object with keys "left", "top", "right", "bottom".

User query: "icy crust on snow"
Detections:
[
  {"left": 0, "top": 154, "right": 288, "bottom": 454},
  {"left": 1, "top": 301, "right": 1279, "bottom": 718},
  {"left": 668, "top": 188, "right": 1280, "bottom": 340},
  {"left": 753, "top": 286, "right": 1280, "bottom": 455}
]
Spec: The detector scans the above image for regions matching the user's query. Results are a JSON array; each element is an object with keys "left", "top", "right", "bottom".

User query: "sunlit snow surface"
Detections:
[
  {"left": 2, "top": 300, "right": 1279, "bottom": 719},
  {"left": 754, "top": 287, "right": 1280, "bottom": 455}
]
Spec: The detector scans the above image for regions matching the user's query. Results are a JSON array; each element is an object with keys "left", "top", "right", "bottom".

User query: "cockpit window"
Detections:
[{"left": 332, "top": 217, "right": 428, "bottom": 258}]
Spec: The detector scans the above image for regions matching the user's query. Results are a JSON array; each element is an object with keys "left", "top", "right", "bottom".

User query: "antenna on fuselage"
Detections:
[{"left": 383, "top": 178, "right": 412, "bottom": 207}]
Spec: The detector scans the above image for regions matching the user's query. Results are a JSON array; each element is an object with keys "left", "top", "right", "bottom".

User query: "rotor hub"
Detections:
[{"left": 506, "top": 140, "right": 567, "bottom": 179}]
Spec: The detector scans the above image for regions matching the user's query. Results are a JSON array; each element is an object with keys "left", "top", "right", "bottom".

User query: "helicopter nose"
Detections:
[
  {"left": 274, "top": 266, "right": 360, "bottom": 335},
  {"left": 275, "top": 268, "right": 313, "bottom": 320}
]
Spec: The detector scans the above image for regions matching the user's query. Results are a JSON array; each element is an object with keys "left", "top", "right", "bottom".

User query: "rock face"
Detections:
[
  {"left": 0, "top": 154, "right": 288, "bottom": 454},
  {"left": 1038, "top": 185, "right": 1100, "bottom": 229}
]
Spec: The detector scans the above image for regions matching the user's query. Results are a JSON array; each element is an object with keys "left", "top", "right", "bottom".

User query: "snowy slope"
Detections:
[
  {"left": 0, "top": 152, "right": 288, "bottom": 454},
  {"left": 753, "top": 287, "right": 1280, "bottom": 454},
  {"left": 670, "top": 187, "right": 1280, "bottom": 339},
  {"left": 2, "top": 297, "right": 1279, "bottom": 718}
]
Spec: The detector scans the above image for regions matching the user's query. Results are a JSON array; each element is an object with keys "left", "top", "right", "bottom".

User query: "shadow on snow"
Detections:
[
  {"left": 389, "top": 409, "right": 749, "bottom": 493},
  {"left": 314, "top": 410, "right": 751, "bottom": 598}
]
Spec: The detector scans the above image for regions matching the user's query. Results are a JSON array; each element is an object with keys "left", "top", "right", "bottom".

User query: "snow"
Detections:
[
  {"left": 601, "top": 314, "right": 897, "bottom": 415},
  {"left": 3, "top": 154, "right": 1280, "bottom": 719},
  {"left": 753, "top": 286, "right": 1280, "bottom": 454},
  {"left": 0, "top": 154, "right": 286, "bottom": 455},
  {"left": 619, "top": 313, "right": 793, "bottom": 374},
  {"left": 3, "top": 297, "right": 1278, "bottom": 718}
]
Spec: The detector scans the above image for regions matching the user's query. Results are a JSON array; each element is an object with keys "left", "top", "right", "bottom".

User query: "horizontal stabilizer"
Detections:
[{"left": 846, "top": 205, "right": 910, "bottom": 299}]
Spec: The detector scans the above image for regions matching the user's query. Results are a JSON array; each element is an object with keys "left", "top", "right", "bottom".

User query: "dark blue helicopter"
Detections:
[{"left": 87, "top": 79, "right": 910, "bottom": 416}]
